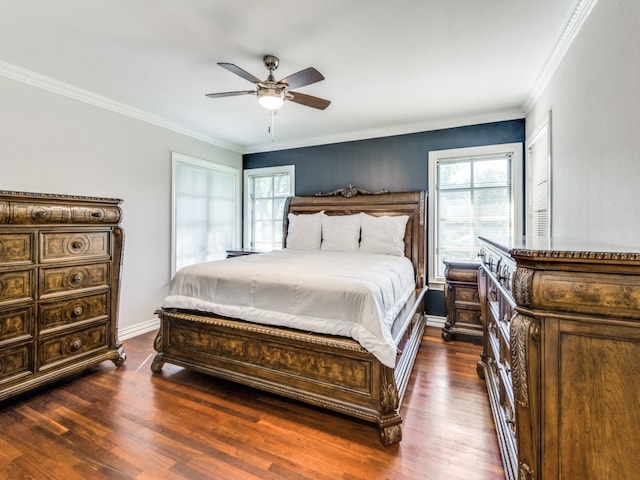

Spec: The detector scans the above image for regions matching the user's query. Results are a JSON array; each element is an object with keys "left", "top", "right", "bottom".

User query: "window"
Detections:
[
  {"left": 171, "top": 152, "right": 240, "bottom": 276},
  {"left": 244, "top": 166, "right": 295, "bottom": 251},
  {"left": 428, "top": 143, "right": 523, "bottom": 285},
  {"left": 526, "top": 112, "right": 552, "bottom": 241}
]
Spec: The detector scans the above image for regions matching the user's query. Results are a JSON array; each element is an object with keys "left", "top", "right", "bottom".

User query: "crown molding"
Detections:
[
  {"left": 522, "top": 0, "right": 599, "bottom": 114},
  {"left": 243, "top": 109, "right": 525, "bottom": 154},
  {"left": 0, "top": 60, "right": 243, "bottom": 154}
]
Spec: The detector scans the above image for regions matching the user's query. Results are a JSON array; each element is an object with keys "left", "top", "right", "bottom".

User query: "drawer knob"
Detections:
[
  {"left": 33, "top": 209, "right": 47, "bottom": 219},
  {"left": 71, "top": 240, "right": 84, "bottom": 250},
  {"left": 72, "top": 306, "right": 84, "bottom": 317},
  {"left": 70, "top": 339, "right": 83, "bottom": 351},
  {"left": 70, "top": 272, "right": 85, "bottom": 285},
  {"left": 90, "top": 210, "right": 103, "bottom": 218}
]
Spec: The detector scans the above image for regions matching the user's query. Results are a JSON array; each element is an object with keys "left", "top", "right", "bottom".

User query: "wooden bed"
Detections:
[{"left": 151, "top": 190, "right": 427, "bottom": 445}]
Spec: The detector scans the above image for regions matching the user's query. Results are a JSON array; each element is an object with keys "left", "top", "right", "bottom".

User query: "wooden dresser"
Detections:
[
  {"left": 0, "top": 191, "right": 125, "bottom": 402},
  {"left": 442, "top": 260, "right": 482, "bottom": 341},
  {"left": 477, "top": 236, "right": 640, "bottom": 480}
]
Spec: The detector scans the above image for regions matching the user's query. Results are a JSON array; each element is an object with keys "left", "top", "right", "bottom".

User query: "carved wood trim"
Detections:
[
  {"left": 0, "top": 190, "right": 122, "bottom": 203},
  {"left": 510, "top": 313, "right": 539, "bottom": 408},
  {"left": 511, "top": 248, "right": 640, "bottom": 262},
  {"left": 380, "top": 366, "right": 399, "bottom": 413},
  {"left": 519, "top": 462, "right": 535, "bottom": 480},
  {"left": 315, "top": 184, "right": 389, "bottom": 198},
  {"left": 160, "top": 309, "right": 368, "bottom": 353},
  {"left": 513, "top": 267, "right": 534, "bottom": 307}
]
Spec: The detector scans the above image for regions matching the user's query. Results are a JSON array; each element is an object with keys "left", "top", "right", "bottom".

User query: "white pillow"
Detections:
[
  {"left": 286, "top": 211, "right": 324, "bottom": 250},
  {"left": 321, "top": 214, "right": 361, "bottom": 252},
  {"left": 359, "top": 213, "right": 409, "bottom": 256}
]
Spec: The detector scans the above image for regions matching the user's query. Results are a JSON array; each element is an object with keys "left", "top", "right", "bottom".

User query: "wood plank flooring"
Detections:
[{"left": 0, "top": 327, "right": 504, "bottom": 479}]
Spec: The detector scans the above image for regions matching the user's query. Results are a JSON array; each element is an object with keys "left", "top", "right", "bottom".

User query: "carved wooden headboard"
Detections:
[{"left": 283, "top": 190, "right": 427, "bottom": 289}]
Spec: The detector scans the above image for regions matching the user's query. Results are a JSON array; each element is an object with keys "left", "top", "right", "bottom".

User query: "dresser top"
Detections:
[
  {"left": 0, "top": 190, "right": 122, "bottom": 204},
  {"left": 479, "top": 236, "right": 640, "bottom": 264}
]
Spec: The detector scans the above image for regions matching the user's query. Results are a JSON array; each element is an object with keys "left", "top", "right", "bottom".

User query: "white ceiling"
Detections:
[{"left": 0, "top": 1, "right": 581, "bottom": 153}]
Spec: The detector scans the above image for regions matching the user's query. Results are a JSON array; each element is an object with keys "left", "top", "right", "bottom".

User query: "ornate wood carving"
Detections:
[
  {"left": 379, "top": 423, "right": 402, "bottom": 446},
  {"left": 510, "top": 313, "right": 539, "bottom": 408},
  {"left": 519, "top": 462, "right": 535, "bottom": 480},
  {"left": 380, "top": 367, "right": 399, "bottom": 413},
  {"left": 511, "top": 248, "right": 640, "bottom": 262},
  {"left": 315, "top": 184, "right": 388, "bottom": 198},
  {"left": 513, "top": 267, "right": 533, "bottom": 307}
]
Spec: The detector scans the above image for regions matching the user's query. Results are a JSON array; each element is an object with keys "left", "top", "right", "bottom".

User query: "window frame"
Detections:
[
  {"left": 243, "top": 165, "right": 295, "bottom": 251},
  {"left": 171, "top": 152, "right": 241, "bottom": 277},
  {"left": 428, "top": 143, "right": 523, "bottom": 287}
]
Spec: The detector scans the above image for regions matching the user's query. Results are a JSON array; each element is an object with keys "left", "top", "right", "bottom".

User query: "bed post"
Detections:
[{"left": 378, "top": 365, "right": 403, "bottom": 445}]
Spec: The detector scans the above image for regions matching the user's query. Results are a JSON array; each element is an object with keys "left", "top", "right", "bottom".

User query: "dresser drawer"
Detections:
[
  {"left": 0, "top": 343, "right": 33, "bottom": 383},
  {"left": 4, "top": 202, "right": 120, "bottom": 225},
  {"left": 39, "top": 292, "right": 108, "bottom": 331},
  {"left": 70, "top": 206, "right": 121, "bottom": 224},
  {"left": 0, "top": 233, "right": 34, "bottom": 265},
  {"left": 0, "top": 269, "right": 34, "bottom": 305},
  {"left": 0, "top": 305, "right": 34, "bottom": 343},
  {"left": 40, "top": 263, "right": 109, "bottom": 298},
  {"left": 8, "top": 202, "right": 71, "bottom": 224},
  {"left": 40, "top": 231, "right": 111, "bottom": 262},
  {"left": 38, "top": 323, "right": 108, "bottom": 369}
]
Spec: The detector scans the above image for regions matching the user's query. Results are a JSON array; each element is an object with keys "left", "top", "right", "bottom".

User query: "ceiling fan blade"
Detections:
[
  {"left": 279, "top": 67, "right": 324, "bottom": 90},
  {"left": 287, "top": 91, "right": 331, "bottom": 110},
  {"left": 217, "top": 62, "right": 262, "bottom": 84},
  {"left": 205, "top": 90, "right": 255, "bottom": 99}
]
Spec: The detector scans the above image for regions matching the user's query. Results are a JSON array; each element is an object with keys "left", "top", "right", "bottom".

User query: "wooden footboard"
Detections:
[{"left": 151, "top": 287, "right": 426, "bottom": 446}]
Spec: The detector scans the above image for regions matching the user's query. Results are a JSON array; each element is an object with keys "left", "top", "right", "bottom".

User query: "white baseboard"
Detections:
[
  {"left": 119, "top": 317, "right": 160, "bottom": 341},
  {"left": 426, "top": 315, "right": 446, "bottom": 329}
]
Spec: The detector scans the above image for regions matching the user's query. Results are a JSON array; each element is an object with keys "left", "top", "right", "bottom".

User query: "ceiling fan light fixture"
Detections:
[{"left": 257, "top": 87, "right": 285, "bottom": 110}]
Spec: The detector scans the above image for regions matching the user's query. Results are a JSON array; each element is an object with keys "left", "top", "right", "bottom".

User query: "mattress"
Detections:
[{"left": 162, "top": 249, "right": 416, "bottom": 367}]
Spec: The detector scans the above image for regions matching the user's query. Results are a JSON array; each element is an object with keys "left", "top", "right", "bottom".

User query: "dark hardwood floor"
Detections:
[{"left": 0, "top": 327, "right": 504, "bottom": 480}]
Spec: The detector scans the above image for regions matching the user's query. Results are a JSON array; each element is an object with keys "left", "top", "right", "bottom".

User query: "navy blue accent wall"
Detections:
[
  {"left": 244, "top": 120, "right": 525, "bottom": 195},
  {"left": 243, "top": 119, "right": 525, "bottom": 317}
]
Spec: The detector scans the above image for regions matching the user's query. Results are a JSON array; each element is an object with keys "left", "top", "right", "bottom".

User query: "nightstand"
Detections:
[
  {"left": 442, "top": 260, "right": 482, "bottom": 342},
  {"left": 225, "top": 248, "right": 265, "bottom": 258}
]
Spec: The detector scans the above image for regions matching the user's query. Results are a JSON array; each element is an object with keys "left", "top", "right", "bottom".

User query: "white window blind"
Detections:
[
  {"left": 172, "top": 153, "right": 240, "bottom": 276},
  {"left": 244, "top": 166, "right": 295, "bottom": 251},
  {"left": 526, "top": 113, "right": 551, "bottom": 240},
  {"left": 428, "top": 143, "right": 523, "bottom": 284}
]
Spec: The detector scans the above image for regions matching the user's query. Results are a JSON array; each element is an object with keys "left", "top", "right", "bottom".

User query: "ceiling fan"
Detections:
[{"left": 206, "top": 55, "right": 330, "bottom": 111}]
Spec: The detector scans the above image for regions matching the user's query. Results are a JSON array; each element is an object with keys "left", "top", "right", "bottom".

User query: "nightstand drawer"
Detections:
[
  {"left": 38, "top": 323, "right": 108, "bottom": 369},
  {"left": 39, "top": 292, "right": 109, "bottom": 331},
  {"left": 454, "top": 285, "right": 480, "bottom": 304},
  {"left": 40, "top": 263, "right": 109, "bottom": 298},
  {"left": 40, "top": 231, "right": 111, "bottom": 262}
]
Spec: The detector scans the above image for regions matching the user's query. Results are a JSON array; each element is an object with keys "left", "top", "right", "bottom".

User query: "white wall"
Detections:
[
  {"left": 0, "top": 76, "right": 242, "bottom": 337},
  {"left": 526, "top": 0, "right": 640, "bottom": 247}
]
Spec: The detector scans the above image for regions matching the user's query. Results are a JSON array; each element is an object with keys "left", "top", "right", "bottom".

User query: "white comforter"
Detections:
[{"left": 162, "top": 249, "right": 416, "bottom": 368}]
